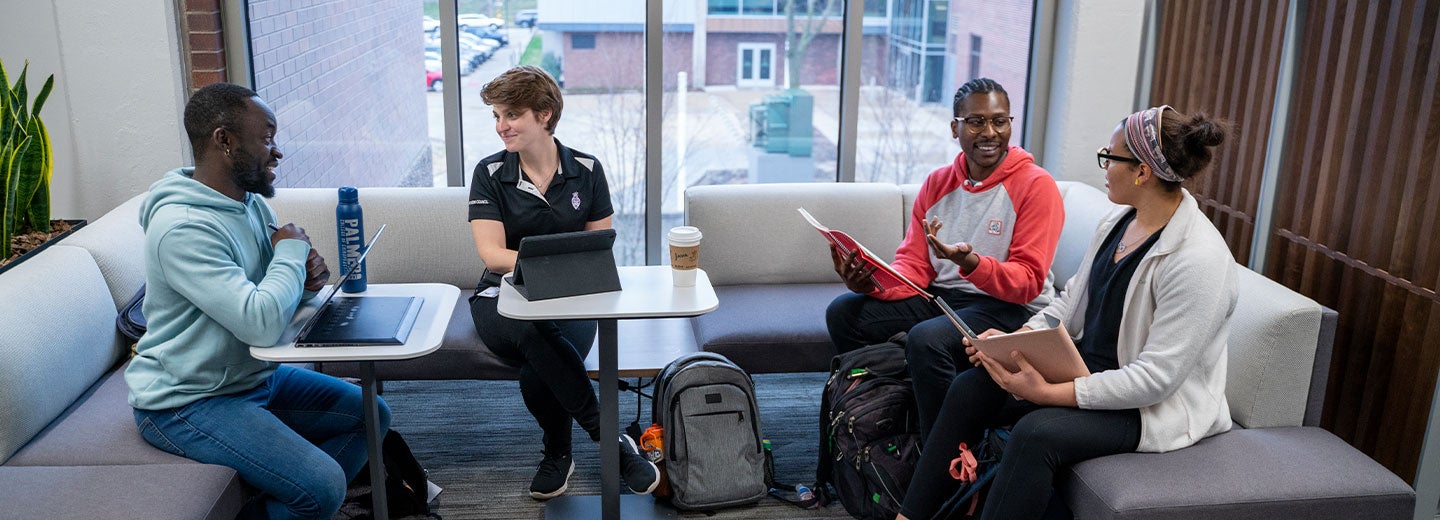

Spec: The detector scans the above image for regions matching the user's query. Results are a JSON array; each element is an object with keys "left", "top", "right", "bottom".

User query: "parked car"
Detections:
[
  {"left": 424, "top": 45, "right": 476, "bottom": 75},
  {"left": 457, "top": 13, "right": 503, "bottom": 30},
  {"left": 457, "top": 32, "right": 496, "bottom": 60},
  {"left": 426, "top": 69, "right": 443, "bottom": 92},
  {"left": 514, "top": 9, "right": 537, "bottom": 28},
  {"left": 463, "top": 25, "right": 508, "bottom": 46}
]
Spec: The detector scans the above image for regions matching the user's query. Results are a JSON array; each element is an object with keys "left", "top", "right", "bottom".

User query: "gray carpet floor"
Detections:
[{"left": 383, "top": 373, "right": 858, "bottom": 519}]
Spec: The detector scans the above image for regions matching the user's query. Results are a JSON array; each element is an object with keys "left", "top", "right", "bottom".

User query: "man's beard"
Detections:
[{"left": 232, "top": 148, "right": 275, "bottom": 198}]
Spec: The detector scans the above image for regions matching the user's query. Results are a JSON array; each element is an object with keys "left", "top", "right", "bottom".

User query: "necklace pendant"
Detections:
[{"left": 1117, "top": 242, "right": 1128, "bottom": 253}]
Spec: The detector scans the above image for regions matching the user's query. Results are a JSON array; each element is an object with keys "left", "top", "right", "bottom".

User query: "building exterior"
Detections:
[{"left": 537, "top": 0, "right": 1030, "bottom": 105}]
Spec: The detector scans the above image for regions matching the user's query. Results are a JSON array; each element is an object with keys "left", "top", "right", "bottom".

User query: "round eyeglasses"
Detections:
[{"left": 954, "top": 116, "right": 1016, "bottom": 134}]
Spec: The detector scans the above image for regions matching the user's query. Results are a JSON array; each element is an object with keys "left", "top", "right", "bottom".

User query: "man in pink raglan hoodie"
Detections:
[{"left": 826, "top": 78, "right": 1065, "bottom": 440}]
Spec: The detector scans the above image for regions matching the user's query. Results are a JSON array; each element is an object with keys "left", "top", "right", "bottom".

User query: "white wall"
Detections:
[
  {"left": 0, "top": 0, "right": 190, "bottom": 221},
  {"left": 1039, "top": 0, "right": 1147, "bottom": 189}
]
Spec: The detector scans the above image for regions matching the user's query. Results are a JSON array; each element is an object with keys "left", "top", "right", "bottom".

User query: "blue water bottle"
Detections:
[{"left": 335, "top": 186, "right": 366, "bottom": 293}]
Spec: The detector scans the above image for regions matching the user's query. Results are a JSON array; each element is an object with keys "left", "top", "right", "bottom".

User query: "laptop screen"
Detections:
[{"left": 291, "top": 224, "right": 386, "bottom": 340}]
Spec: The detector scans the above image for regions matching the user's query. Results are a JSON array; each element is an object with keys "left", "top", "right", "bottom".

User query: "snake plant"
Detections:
[{"left": 0, "top": 58, "right": 56, "bottom": 254}]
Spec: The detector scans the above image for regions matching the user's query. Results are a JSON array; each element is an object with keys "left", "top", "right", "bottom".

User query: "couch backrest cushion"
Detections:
[
  {"left": 267, "top": 187, "right": 484, "bottom": 288},
  {"left": 1053, "top": 181, "right": 1117, "bottom": 290},
  {"left": 686, "top": 183, "right": 904, "bottom": 286},
  {"left": 58, "top": 194, "right": 148, "bottom": 311},
  {"left": 1225, "top": 267, "right": 1322, "bottom": 428},
  {"left": 0, "top": 245, "right": 126, "bottom": 463}
]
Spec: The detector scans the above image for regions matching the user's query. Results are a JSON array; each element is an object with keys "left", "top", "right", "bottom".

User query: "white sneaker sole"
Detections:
[
  {"left": 620, "top": 435, "right": 662, "bottom": 495},
  {"left": 529, "top": 460, "right": 575, "bottom": 500}
]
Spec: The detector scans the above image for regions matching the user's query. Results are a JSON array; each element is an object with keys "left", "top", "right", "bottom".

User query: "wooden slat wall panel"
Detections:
[
  {"left": 1149, "top": 0, "right": 1287, "bottom": 262},
  {"left": 1264, "top": 0, "right": 1440, "bottom": 481}
]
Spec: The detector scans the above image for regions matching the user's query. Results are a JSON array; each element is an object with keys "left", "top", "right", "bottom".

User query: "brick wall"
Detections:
[
  {"left": 181, "top": 0, "right": 226, "bottom": 91},
  {"left": 560, "top": 32, "right": 693, "bottom": 91},
  {"left": 950, "top": 0, "right": 1033, "bottom": 126},
  {"left": 247, "top": 0, "right": 431, "bottom": 187}
]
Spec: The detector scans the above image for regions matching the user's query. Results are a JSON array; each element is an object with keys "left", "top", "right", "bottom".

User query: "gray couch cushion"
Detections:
[
  {"left": 1226, "top": 269, "right": 1322, "bottom": 429},
  {"left": 266, "top": 187, "right": 485, "bottom": 288},
  {"left": 691, "top": 283, "right": 848, "bottom": 373},
  {"left": 1053, "top": 181, "right": 1117, "bottom": 289},
  {"left": 0, "top": 464, "right": 243, "bottom": 520},
  {"left": 0, "top": 245, "right": 127, "bottom": 464},
  {"left": 56, "top": 193, "right": 147, "bottom": 311},
  {"left": 6, "top": 366, "right": 192, "bottom": 466},
  {"left": 320, "top": 293, "right": 522, "bottom": 380},
  {"left": 1063, "top": 427, "right": 1415, "bottom": 519},
  {"left": 686, "top": 183, "right": 904, "bottom": 286}
]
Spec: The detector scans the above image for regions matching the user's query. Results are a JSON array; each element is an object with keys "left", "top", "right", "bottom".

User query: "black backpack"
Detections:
[
  {"left": 336, "top": 429, "right": 432, "bottom": 519},
  {"left": 814, "top": 333, "right": 922, "bottom": 520},
  {"left": 652, "top": 352, "right": 768, "bottom": 511}
]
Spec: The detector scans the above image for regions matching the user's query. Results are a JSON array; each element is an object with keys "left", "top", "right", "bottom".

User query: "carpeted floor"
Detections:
[{"left": 382, "top": 373, "right": 858, "bottom": 519}]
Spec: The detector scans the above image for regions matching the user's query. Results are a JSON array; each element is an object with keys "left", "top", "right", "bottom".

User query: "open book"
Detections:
[
  {"left": 970, "top": 318, "right": 1090, "bottom": 383},
  {"left": 798, "top": 207, "right": 932, "bottom": 298}
]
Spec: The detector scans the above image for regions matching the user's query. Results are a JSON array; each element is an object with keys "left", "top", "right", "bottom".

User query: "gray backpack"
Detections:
[{"left": 652, "top": 352, "right": 767, "bottom": 510}]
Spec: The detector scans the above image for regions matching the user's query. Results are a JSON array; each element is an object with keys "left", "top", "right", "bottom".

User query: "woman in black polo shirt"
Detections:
[{"left": 466, "top": 66, "right": 658, "bottom": 500}]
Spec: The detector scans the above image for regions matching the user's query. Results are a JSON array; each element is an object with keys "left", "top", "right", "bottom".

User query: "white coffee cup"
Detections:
[{"left": 667, "top": 226, "right": 703, "bottom": 286}]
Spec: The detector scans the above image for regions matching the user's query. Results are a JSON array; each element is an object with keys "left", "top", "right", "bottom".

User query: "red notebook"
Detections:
[{"left": 798, "top": 207, "right": 931, "bottom": 298}]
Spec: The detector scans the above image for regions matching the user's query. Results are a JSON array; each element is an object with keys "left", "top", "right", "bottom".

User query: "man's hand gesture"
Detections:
[{"left": 924, "top": 216, "right": 980, "bottom": 274}]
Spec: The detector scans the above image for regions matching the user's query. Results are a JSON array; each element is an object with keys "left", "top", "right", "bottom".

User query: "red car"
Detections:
[{"left": 426, "top": 69, "right": 443, "bottom": 91}]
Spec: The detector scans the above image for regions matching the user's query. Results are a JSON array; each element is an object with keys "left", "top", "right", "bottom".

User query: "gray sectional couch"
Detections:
[
  {"left": 685, "top": 181, "right": 1417, "bottom": 518},
  {"left": 0, "top": 180, "right": 1415, "bottom": 518}
]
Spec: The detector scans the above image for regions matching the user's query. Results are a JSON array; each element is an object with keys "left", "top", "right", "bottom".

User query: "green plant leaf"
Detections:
[
  {"left": 0, "top": 75, "right": 13, "bottom": 148},
  {"left": 32, "top": 74, "right": 53, "bottom": 118},
  {"left": 25, "top": 118, "right": 51, "bottom": 233},
  {"left": 12, "top": 62, "right": 28, "bottom": 124},
  {"left": 2, "top": 135, "right": 31, "bottom": 253},
  {"left": 14, "top": 117, "right": 49, "bottom": 233}
]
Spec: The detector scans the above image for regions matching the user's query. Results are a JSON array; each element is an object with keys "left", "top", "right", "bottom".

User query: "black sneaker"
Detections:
[
  {"left": 618, "top": 434, "right": 660, "bottom": 494},
  {"left": 529, "top": 452, "right": 575, "bottom": 500}
]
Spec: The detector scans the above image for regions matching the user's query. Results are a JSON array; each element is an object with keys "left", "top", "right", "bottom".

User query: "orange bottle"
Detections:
[
  {"left": 640, "top": 423, "right": 671, "bottom": 497},
  {"left": 640, "top": 423, "right": 664, "bottom": 462}
]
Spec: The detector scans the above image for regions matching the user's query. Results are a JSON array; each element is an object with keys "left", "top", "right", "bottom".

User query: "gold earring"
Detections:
[{"left": 1133, "top": 178, "right": 1140, "bottom": 186}]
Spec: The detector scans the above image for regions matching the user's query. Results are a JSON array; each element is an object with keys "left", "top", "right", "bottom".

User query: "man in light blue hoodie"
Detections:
[{"left": 127, "top": 83, "right": 390, "bottom": 520}]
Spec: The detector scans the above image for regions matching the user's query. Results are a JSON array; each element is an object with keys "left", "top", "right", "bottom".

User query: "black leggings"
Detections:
[
  {"left": 470, "top": 295, "right": 600, "bottom": 455},
  {"left": 900, "top": 368, "right": 1141, "bottom": 520}
]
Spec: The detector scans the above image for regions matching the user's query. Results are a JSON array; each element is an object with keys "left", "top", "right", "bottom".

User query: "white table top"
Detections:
[
  {"left": 498, "top": 265, "right": 718, "bottom": 321},
  {"left": 250, "top": 283, "right": 459, "bottom": 362}
]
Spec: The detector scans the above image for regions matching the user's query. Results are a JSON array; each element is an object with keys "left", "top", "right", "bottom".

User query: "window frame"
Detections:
[{"left": 227, "top": 0, "right": 1048, "bottom": 265}]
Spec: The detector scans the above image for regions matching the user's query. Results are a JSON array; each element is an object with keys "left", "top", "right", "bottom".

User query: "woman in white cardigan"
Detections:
[{"left": 897, "top": 106, "right": 1238, "bottom": 520}]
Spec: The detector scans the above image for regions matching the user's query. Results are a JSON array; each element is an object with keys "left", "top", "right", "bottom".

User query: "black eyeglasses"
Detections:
[
  {"left": 954, "top": 116, "right": 1016, "bottom": 134},
  {"left": 1097, "top": 147, "right": 1141, "bottom": 169}
]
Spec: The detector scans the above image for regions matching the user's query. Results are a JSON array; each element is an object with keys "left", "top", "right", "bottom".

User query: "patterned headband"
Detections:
[{"left": 1124, "top": 105, "right": 1182, "bottom": 183}]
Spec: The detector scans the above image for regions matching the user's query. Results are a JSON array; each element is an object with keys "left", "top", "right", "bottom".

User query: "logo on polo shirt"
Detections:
[
  {"left": 571, "top": 192, "right": 581, "bottom": 210},
  {"left": 469, "top": 199, "right": 492, "bottom": 206},
  {"left": 988, "top": 219, "right": 1003, "bottom": 235}
]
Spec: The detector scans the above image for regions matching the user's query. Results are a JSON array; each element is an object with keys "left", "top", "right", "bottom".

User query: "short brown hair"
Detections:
[{"left": 481, "top": 66, "right": 563, "bottom": 134}]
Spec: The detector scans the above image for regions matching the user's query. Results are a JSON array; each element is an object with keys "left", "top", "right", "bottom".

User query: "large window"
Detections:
[
  {"left": 240, "top": 0, "right": 1038, "bottom": 263},
  {"left": 857, "top": 0, "right": 1033, "bottom": 184}
]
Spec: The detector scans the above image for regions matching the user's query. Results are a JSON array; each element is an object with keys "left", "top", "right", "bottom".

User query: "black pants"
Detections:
[
  {"left": 471, "top": 295, "right": 600, "bottom": 456},
  {"left": 898, "top": 368, "right": 1141, "bottom": 520},
  {"left": 826, "top": 288, "right": 1032, "bottom": 439}
]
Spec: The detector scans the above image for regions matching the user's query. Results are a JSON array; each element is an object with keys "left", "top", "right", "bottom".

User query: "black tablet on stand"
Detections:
[{"left": 506, "top": 228, "right": 622, "bottom": 301}]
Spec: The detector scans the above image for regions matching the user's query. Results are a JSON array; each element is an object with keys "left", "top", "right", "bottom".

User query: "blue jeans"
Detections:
[{"left": 133, "top": 365, "right": 391, "bottom": 520}]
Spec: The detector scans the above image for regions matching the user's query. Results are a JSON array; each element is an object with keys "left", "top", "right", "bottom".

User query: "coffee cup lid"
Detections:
[{"left": 668, "top": 226, "right": 702, "bottom": 243}]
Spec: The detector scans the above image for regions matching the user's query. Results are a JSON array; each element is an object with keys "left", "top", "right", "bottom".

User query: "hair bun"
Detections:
[{"left": 1183, "top": 114, "right": 1227, "bottom": 148}]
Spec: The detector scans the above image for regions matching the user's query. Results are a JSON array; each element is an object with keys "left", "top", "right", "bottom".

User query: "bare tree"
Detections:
[
  {"left": 577, "top": 65, "right": 720, "bottom": 265},
  {"left": 860, "top": 85, "right": 946, "bottom": 184},
  {"left": 783, "top": 0, "right": 839, "bottom": 89}
]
